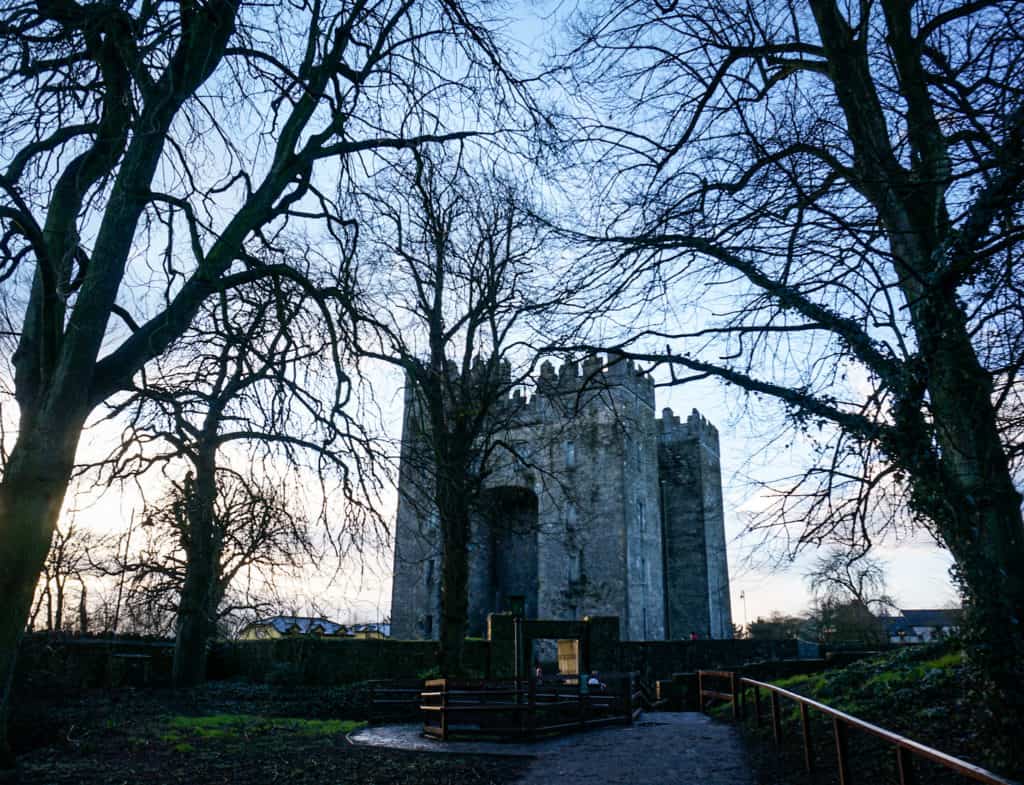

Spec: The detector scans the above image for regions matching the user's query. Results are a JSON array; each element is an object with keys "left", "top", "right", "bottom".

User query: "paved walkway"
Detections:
[{"left": 349, "top": 712, "right": 755, "bottom": 784}]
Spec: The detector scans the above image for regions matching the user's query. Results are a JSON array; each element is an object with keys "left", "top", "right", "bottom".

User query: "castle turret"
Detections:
[{"left": 657, "top": 407, "right": 733, "bottom": 639}]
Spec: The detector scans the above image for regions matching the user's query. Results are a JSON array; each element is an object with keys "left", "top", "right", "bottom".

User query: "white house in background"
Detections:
[
  {"left": 882, "top": 608, "right": 962, "bottom": 644},
  {"left": 238, "top": 615, "right": 347, "bottom": 640}
]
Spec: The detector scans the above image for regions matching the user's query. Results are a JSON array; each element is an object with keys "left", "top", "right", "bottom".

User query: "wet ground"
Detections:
[
  {"left": 9, "top": 684, "right": 527, "bottom": 785},
  {"left": 351, "top": 712, "right": 755, "bottom": 784}
]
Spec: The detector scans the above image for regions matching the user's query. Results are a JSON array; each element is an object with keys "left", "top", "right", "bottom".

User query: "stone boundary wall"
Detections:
[
  {"left": 209, "top": 638, "right": 492, "bottom": 684},
  {"left": 16, "top": 634, "right": 175, "bottom": 688},
  {"left": 615, "top": 639, "right": 800, "bottom": 678},
  {"left": 210, "top": 636, "right": 800, "bottom": 684},
  {"left": 17, "top": 631, "right": 802, "bottom": 688}
]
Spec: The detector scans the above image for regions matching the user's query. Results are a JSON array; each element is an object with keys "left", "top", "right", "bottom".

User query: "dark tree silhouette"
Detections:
[
  {"left": 805, "top": 548, "right": 896, "bottom": 615},
  {"left": 27, "top": 518, "right": 104, "bottom": 633},
  {"left": 96, "top": 274, "right": 379, "bottom": 685},
  {"left": 106, "top": 471, "right": 315, "bottom": 642},
  {"left": 560, "top": 0, "right": 1024, "bottom": 761},
  {"left": 346, "top": 149, "right": 567, "bottom": 674},
  {"left": 0, "top": 0, "right": 524, "bottom": 761}
]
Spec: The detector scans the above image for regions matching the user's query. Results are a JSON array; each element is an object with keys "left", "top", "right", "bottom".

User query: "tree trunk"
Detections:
[
  {"left": 44, "top": 583, "right": 52, "bottom": 632},
  {"left": 916, "top": 303, "right": 1024, "bottom": 773},
  {"left": 172, "top": 448, "right": 221, "bottom": 688},
  {"left": 0, "top": 425, "right": 80, "bottom": 767},
  {"left": 437, "top": 474, "right": 472, "bottom": 677},
  {"left": 53, "top": 577, "right": 64, "bottom": 632},
  {"left": 78, "top": 582, "right": 88, "bottom": 634}
]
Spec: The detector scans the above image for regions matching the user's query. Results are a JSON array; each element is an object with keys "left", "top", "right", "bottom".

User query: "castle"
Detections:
[{"left": 389, "top": 356, "right": 733, "bottom": 641}]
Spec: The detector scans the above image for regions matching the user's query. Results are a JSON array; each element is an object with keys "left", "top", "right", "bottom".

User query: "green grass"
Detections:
[
  {"left": 921, "top": 651, "right": 962, "bottom": 670},
  {"left": 160, "top": 714, "right": 365, "bottom": 746},
  {"left": 770, "top": 673, "right": 825, "bottom": 692},
  {"left": 765, "top": 643, "right": 966, "bottom": 730}
]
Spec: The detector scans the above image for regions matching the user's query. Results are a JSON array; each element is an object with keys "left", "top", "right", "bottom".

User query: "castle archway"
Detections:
[{"left": 466, "top": 485, "right": 539, "bottom": 636}]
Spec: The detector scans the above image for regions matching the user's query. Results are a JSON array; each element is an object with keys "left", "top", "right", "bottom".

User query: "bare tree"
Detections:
[
  {"left": 560, "top": 0, "right": 1024, "bottom": 759},
  {"left": 107, "top": 471, "right": 314, "bottom": 640},
  {"left": 347, "top": 148, "right": 565, "bottom": 673},
  {"left": 27, "top": 518, "right": 104, "bottom": 633},
  {"left": 96, "top": 274, "right": 378, "bottom": 685},
  {"left": 805, "top": 548, "right": 896, "bottom": 616},
  {"left": 0, "top": 0, "right": 524, "bottom": 760}
]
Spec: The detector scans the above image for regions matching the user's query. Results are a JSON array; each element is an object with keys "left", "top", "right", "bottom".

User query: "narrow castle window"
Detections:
[
  {"left": 564, "top": 440, "right": 576, "bottom": 468},
  {"left": 568, "top": 548, "right": 583, "bottom": 582},
  {"left": 637, "top": 499, "right": 646, "bottom": 531},
  {"left": 566, "top": 502, "right": 577, "bottom": 531},
  {"left": 425, "top": 558, "right": 434, "bottom": 586},
  {"left": 424, "top": 615, "right": 433, "bottom": 636}
]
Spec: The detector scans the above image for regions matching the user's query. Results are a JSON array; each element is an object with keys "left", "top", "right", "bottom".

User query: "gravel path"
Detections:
[{"left": 349, "top": 712, "right": 755, "bottom": 784}]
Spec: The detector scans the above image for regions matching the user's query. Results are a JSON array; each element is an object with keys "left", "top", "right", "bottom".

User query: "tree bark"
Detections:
[
  {"left": 809, "top": 3, "right": 1024, "bottom": 765},
  {"left": 78, "top": 582, "right": 88, "bottom": 634},
  {"left": 171, "top": 446, "right": 221, "bottom": 688},
  {"left": 0, "top": 418, "right": 81, "bottom": 766},
  {"left": 431, "top": 388, "right": 475, "bottom": 677},
  {"left": 437, "top": 483, "right": 471, "bottom": 677},
  {"left": 912, "top": 300, "right": 1024, "bottom": 769}
]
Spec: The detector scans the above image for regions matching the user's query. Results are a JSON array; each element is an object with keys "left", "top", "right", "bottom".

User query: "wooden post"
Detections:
[
  {"left": 896, "top": 746, "right": 916, "bottom": 785},
  {"left": 770, "top": 690, "right": 782, "bottom": 744},
  {"left": 440, "top": 679, "right": 449, "bottom": 741},
  {"left": 698, "top": 671, "right": 705, "bottom": 713},
  {"left": 834, "top": 718, "right": 851, "bottom": 785},
  {"left": 622, "top": 671, "right": 630, "bottom": 728},
  {"left": 754, "top": 685, "right": 762, "bottom": 727},
  {"left": 800, "top": 702, "right": 814, "bottom": 773},
  {"left": 730, "top": 672, "right": 739, "bottom": 722},
  {"left": 527, "top": 674, "right": 537, "bottom": 739}
]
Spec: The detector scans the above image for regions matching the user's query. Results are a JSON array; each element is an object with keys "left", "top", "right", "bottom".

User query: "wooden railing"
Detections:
[
  {"left": 697, "top": 671, "right": 1019, "bottom": 785},
  {"left": 421, "top": 673, "right": 641, "bottom": 741},
  {"left": 368, "top": 679, "right": 424, "bottom": 721}
]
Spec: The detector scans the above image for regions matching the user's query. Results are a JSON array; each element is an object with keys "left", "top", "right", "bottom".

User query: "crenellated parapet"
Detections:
[
  {"left": 658, "top": 406, "right": 719, "bottom": 452},
  {"left": 501, "top": 355, "right": 656, "bottom": 423}
]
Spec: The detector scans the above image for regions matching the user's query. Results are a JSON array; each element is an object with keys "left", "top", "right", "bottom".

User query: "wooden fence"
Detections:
[
  {"left": 697, "top": 670, "right": 1019, "bottom": 785},
  {"left": 368, "top": 679, "right": 424, "bottom": 721},
  {"left": 421, "top": 673, "right": 641, "bottom": 741}
]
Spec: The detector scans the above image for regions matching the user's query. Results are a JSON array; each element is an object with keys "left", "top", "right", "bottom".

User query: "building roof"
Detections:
[
  {"left": 246, "top": 615, "right": 346, "bottom": 636},
  {"left": 879, "top": 609, "right": 961, "bottom": 637},
  {"left": 900, "top": 609, "right": 962, "bottom": 628},
  {"left": 348, "top": 622, "right": 390, "bottom": 636}
]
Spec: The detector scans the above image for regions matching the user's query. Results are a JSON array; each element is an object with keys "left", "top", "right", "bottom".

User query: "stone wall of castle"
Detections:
[{"left": 389, "top": 357, "right": 732, "bottom": 641}]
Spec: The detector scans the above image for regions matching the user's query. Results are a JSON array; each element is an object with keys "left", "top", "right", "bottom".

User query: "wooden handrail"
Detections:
[
  {"left": 697, "top": 670, "right": 1019, "bottom": 785},
  {"left": 740, "top": 677, "right": 1017, "bottom": 785}
]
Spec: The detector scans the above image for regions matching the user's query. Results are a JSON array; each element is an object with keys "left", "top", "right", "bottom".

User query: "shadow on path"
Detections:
[{"left": 349, "top": 712, "right": 755, "bottom": 784}]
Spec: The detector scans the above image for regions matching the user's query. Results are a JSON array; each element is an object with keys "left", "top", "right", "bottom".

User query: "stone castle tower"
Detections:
[{"left": 389, "top": 356, "right": 733, "bottom": 641}]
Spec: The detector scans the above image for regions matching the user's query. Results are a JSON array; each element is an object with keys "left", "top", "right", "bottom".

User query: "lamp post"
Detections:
[{"left": 740, "top": 590, "right": 749, "bottom": 632}]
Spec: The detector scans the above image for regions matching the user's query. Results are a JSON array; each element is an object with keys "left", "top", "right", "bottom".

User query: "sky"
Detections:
[
  {"left": 301, "top": 366, "right": 963, "bottom": 627},
  {"left": 18, "top": 0, "right": 965, "bottom": 633},
  {"left": 62, "top": 356, "right": 960, "bottom": 630}
]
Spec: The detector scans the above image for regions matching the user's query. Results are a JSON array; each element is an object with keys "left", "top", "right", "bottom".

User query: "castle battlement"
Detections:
[
  {"left": 658, "top": 406, "right": 719, "bottom": 444},
  {"left": 512, "top": 355, "right": 656, "bottom": 415}
]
